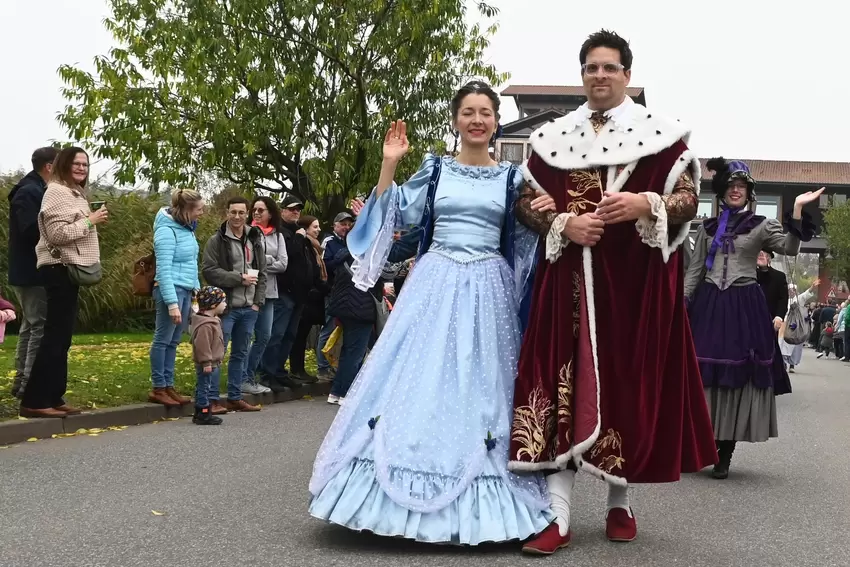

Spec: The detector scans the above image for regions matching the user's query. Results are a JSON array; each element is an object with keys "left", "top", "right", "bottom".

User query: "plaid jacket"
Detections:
[{"left": 36, "top": 182, "right": 100, "bottom": 268}]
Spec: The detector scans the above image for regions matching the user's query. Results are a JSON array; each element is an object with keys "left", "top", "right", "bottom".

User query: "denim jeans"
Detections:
[
  {"left": 150, "top": 286, "right": 192, "bottom": 389},
  {"left": 195, "top": 364, "right": 220, "bottom": 408},
  {"left": 260, "top": 294, "right": 304, "bottom": 378},
  {"left": 11, "top": 285, "right": 48, "bottom": 397},
  {"left": 315, "top": 310, "right": 337, "bottom": 372},
  {"left": 211, "top": 306, "right": 259, "bottom": 401},
  {"left": 243, "top": 300, "right": 275, "bottom": 383},
  {"left": 330, "top": 318, "right": 373, "bottom": 398}
]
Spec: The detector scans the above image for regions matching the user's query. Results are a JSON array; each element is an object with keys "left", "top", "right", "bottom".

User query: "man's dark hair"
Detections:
[
  {"left": 579, "top": 29, "right": 633, "bottom": 71},
  {"left": 31, "top": 146, "right": 58, "bottom": 172},
  {"left": 226, "top": 196, "right": 250, "bottom": 209}
]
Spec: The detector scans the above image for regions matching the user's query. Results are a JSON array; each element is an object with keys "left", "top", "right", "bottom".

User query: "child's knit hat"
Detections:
[{"left": 196, "top": 286, "right": 226, "bottom": 311}]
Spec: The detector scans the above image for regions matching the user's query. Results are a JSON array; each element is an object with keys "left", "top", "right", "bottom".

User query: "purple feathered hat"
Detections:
[{"left": 706, "top": 157, "right": 756, "bottom": 200}]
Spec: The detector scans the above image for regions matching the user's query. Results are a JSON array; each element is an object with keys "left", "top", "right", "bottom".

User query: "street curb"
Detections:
[{"left": 0, "top": 381, "right": 331, "bottom": 446}]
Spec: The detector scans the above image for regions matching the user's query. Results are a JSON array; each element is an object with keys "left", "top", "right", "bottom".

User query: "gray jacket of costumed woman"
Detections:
[{"left": 684, "top": 156, "right": 823, "bottom": 480}]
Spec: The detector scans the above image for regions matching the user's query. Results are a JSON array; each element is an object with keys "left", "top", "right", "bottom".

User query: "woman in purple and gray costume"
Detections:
[{"left": 684, "top": 158, "right": 823, "bottom": 480}]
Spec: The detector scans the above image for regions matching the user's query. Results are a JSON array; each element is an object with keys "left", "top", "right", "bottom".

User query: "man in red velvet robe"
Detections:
[{"left": 510, "top": 30, "right": 717, "bottom": 554}]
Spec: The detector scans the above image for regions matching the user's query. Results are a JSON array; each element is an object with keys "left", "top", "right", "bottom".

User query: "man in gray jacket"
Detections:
[{"left": 202, "top": 196, "right": 266, "bottom": 413}]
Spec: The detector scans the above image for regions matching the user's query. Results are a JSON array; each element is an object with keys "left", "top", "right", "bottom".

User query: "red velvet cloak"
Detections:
[{"left": 508, "top": 140, "right": 717, "bottom": 485}]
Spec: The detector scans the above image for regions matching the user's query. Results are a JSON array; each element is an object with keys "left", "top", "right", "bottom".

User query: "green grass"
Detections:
[{"left": 0, "top": 332, "right": 317, "bottom": 420}]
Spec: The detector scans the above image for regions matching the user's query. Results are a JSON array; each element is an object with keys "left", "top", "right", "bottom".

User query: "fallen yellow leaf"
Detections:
[
  {"left": 88, "top": 433, "right": 99, "bottom": 437},
  {"left": 88, "top": 428, "right": 104, "bottom": 434},
  {"left": 57, "top": 433, "right": 76, "bottom": 438},
  {"left": 26, "top": 437, "right": 38, "bottom": 442},
  {"left": 0, "top": 446, "right": 8, "bottom": 449},
  {"left": 17, "top": 416, "right": 28, "bottom": 421},
  {"left": 51, "top": 434, "right": 59, "bottom": 439},
  {"left": 302, "top": 395, "right": 313, "bottom": 401},
  {"left": 164, "top": 417, "right": 180, "bottom": 421},
  {"left": 151, "top": 510, "right": 165, "bottom": 516},
  {"left": 75, "top": 428, "right": 88, "bottom": 434}
]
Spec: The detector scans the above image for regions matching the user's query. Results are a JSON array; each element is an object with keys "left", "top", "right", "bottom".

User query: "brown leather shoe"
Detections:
[
  {"left": 148, "top": 388, "right": 180, "bottom": 407},
  {"left": 210, "top": 401, "right": 229, "bottom": 415},
  {"left": 20, "top": 407, "right": 68, "bottom": 418},
  {"left": 164, "top": 387, "right": 192, "bottom": 405},
  {"left": 226, "top": 399, "right": 261, "bottom": 412},
  {"left": 53, "top": 404, "right": 82, "bottom": 415}
]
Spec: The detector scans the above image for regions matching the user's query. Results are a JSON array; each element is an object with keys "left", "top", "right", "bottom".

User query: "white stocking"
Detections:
[
  {"left": 547, "top": 470, "right": 576, "bottom": 536},
  {"left": 606, "top": 482, "right": 632, "bottom": 516}
]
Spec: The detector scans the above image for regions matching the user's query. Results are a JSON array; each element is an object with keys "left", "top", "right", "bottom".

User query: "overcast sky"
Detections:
[{"left": 0, "top": 0, "right": 844, "bottom": 179}]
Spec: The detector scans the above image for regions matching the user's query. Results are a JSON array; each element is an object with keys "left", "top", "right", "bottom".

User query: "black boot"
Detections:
[
  {"left": 192, "top": 405, "right": 223, "bottom": 425},
  {"left": 712, "top": 440, "right": 736, "bottom": 479}
]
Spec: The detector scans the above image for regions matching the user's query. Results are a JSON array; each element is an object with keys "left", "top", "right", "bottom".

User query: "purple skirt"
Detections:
[{"left": 688, "top": 282, "right": 791, "bottom": 395}]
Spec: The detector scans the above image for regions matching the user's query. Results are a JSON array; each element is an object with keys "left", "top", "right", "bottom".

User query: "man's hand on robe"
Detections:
[
  {"left": 563, "top": 213, "right": 604, "bottom": 246},
  {"left": 596, "top": 192, "right": 652, "bottom": 224}
]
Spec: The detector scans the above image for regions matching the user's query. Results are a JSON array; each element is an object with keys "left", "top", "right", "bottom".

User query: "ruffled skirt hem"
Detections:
[{"left": 309, "top": 456, "right": 554, "bottom": 545}]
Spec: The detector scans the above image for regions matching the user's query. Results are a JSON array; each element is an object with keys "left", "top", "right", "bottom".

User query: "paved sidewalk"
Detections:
[{"left": 0, "top": 350, "right": 847, "bottom": 567}]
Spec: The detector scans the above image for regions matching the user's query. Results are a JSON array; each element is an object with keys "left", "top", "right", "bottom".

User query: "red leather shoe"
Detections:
[
  {"left": 606, "top": 507, "right": 637, "bottom": 542},
  {"left": 522, "top": 523, "right": 572, "bottom": 555}
]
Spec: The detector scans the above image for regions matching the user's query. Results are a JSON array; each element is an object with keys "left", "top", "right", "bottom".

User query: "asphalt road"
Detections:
[{"left": 1, "top": 351, "right": 849, "bottom": 567}]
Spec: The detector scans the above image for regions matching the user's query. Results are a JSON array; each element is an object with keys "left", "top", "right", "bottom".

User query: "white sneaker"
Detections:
[
  {"left": 327, "top": 394, "right": 340, "bottom": 405},
  {"left": 241, "top": 381, "right": 271, "bottom": 395}
]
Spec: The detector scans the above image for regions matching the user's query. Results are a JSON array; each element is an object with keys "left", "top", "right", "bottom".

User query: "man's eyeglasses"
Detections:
[{"left": 581, "top": 62, "right": 625, "bottom": 76}]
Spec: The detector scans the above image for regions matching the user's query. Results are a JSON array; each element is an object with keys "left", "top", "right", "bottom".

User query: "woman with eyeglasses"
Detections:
[
  {"left": 242, "top": 196, "right": 288, "bottom": 393},
  {"left": 685, "top": 157, "right": 822, "bottom": 479},
  {"left": 148, "top": 188, "right": 205, "bottom": 407},
  {"left": 20, "top": 147, "right": 106, "bottom": 418}
]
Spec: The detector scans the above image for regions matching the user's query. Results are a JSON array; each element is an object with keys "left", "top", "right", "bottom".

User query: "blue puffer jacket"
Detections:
[{"left": 153, "top": 207, "right": 200, "bottom": 307}]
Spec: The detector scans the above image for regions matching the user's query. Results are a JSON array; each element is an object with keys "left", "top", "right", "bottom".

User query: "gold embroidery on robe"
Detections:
[
  {"left": 589, "top": 428, "right": 626, "bottom": 473},
  {"left": 557, "top": 361, "right": 573, "bottom": 443},
  {"left": 567, "top": 169, "right": 603, "bottom": 215},
  {"left": 512, "top": 386, "right": 556, "bottom": 462}
]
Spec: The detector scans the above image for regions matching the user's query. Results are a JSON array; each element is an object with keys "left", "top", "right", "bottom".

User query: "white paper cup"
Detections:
[{"left": 247, "top": 269, "right": 259, "bottom": 278}]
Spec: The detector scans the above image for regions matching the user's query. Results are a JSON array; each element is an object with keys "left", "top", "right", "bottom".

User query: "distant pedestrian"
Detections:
[
  {"left": 190, "top": 287, "right": 227, "bottom": 425},
  {"left": 818, "top": 322, "right": 834, "bottom": 359}
]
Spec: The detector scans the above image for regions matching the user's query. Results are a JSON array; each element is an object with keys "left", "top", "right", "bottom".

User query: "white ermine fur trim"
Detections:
[
  {"left": 520, "top": 161, "right": 544, "bottom": 193},
  {"left": 530, "top": 101, "right": 691, "bottom": 171},
  {"left": 659, "top": 149, "right": 702, "bottom": 262}
]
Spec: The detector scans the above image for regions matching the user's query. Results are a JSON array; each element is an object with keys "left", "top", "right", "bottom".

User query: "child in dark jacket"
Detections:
[
  {"left": 818, "top": 322, "right": 835, "bottom": 359},
  {"left": 190, "top": 287, "right": 227, "bottom": 425}
]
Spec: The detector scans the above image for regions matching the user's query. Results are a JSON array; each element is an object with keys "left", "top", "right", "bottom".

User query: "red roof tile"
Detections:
[
  {"left": 699, "top": 159, "right": 850, "bottom": 185},
  {"left": 501, "top": 85, "right": 645, "bottom": 97}
]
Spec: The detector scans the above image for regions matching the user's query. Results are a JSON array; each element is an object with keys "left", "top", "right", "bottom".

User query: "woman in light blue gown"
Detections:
[{"left": 308, "top": 81, "right": 555, "bottom": 545}]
